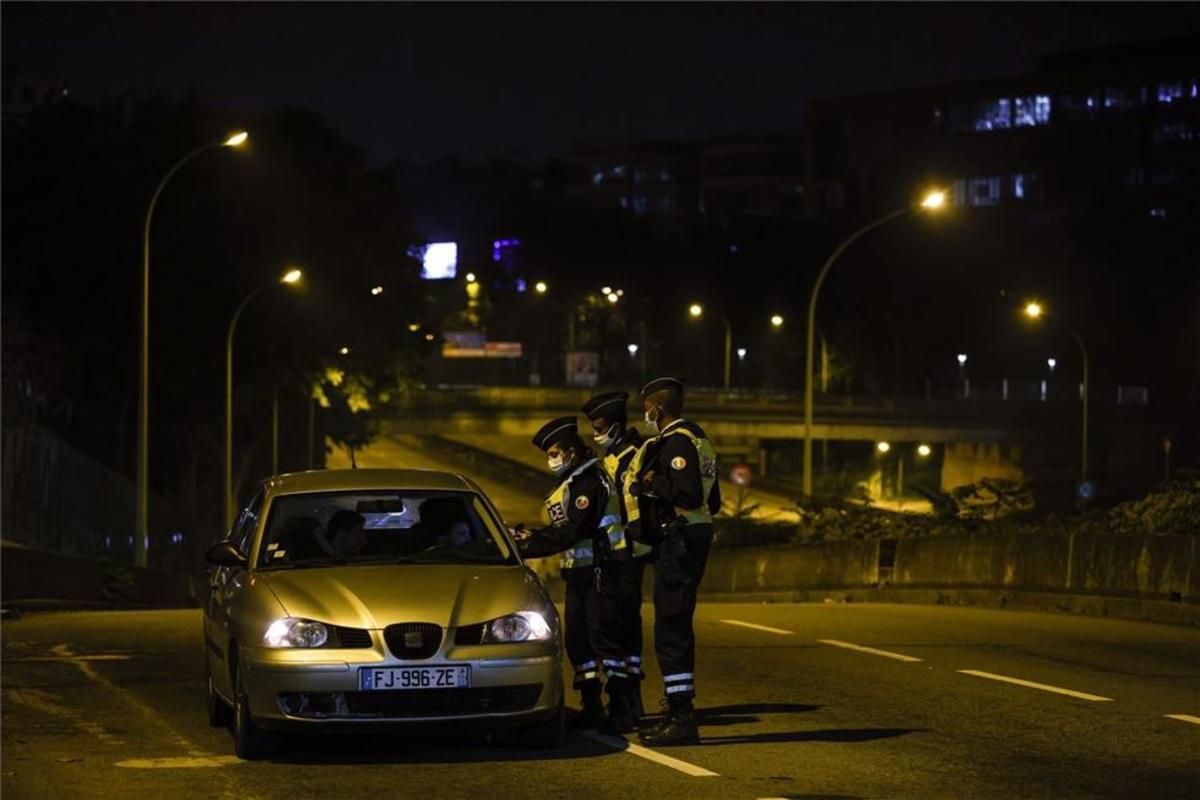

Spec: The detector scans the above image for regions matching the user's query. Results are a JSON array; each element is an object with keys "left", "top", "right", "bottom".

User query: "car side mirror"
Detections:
[{"left": 205, "top": 541, "right": 248, "bottom": 569}]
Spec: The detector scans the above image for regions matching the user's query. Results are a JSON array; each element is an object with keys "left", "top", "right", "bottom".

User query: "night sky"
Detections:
[{"left": 5, "top": 2, "right": 1200, "bottom": 165}]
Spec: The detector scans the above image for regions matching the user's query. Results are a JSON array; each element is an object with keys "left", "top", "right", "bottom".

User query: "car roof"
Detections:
[{"left": 266, "top": 468, "right": 475, "bottom": 496}]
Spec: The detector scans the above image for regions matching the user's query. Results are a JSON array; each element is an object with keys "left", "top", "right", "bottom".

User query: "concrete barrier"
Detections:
[{"left": 1, "top": 543, "right": 198, "bottom": 610}]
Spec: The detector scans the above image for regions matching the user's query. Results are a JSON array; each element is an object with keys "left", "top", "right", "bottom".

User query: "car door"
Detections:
[{"left": 205, "top": 488, "right": 264, "bottom": 698}]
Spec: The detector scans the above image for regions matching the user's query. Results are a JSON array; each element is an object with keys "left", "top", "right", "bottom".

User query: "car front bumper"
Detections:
[{"left": 244, "top": 641, "right": 562, "bottom": 730}]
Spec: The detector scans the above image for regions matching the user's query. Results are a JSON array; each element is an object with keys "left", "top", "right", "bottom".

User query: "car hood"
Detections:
[{"left": 260, "top": 564, "right": 544, "bottom": 630}]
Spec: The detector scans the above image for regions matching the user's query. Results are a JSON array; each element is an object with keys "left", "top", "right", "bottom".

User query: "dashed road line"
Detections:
[
  {"left": 116, "top": 756, "right": 244, "bottom": 769},
  {"left": 957, "top": 670, "right": 1113, "bottom": 701},
  {"left": 719, "top": 619, "right": 794, "bottom": 636},
  {"left": 1165, "top": 714, "right": 1200, "bottom": 726},
  {"left": 581, "top": 730, "right": 718, "bottom": 777},
  {"left": 818, "top": 639, "right": 923, "bottom": 662}
]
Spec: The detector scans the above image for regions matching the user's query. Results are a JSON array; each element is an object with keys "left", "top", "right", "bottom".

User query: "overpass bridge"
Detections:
[{"left": 383, "top": 386, "right": 1142, "bottom": 491}]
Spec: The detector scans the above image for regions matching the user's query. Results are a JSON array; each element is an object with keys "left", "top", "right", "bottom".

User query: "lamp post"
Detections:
[
  {"left": 688, "top": 303, "right": 732, "bottom": 390},
  {"left": 225, "top": 268, "right": 302, "bottom": 530},
  {"left": 801, "top": 189, "right": 947, "bottom": 497},
  {"left": 136, "top": 130, "right": 248, "bottom": 565},
  {"left": 1023, "top": 300, "right": 1090, "bottom": 486}
]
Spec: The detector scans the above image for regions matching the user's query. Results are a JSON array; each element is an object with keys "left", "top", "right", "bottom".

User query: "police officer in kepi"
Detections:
[
  {"left": 582, "top": 391, "right": 651, "bottom": 721},
  {"left": 515, "top": 416, "right": 638, "bottom": 734},
  {"left": 626, "top": 376, "right": 721, "bottom": 746}
]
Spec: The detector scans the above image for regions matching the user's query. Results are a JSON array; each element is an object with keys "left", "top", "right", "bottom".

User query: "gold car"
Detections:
[{"left": 203, "top": 469, "right": 564, "bottom": 759}]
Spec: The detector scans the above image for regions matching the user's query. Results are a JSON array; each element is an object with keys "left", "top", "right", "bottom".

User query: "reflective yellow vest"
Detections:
[
  {"left": 625, "top": 421, "right": 718, "bottom": 528},
  {"left": 603, "top": 442, "right": 653, "bottom": 559},
  {"left": 545, "top": 458, "right": 626, "bottom": 570}
]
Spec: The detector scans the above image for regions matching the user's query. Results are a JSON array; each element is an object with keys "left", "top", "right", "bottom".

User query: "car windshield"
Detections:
[{"left": 256, "top": 489, "right": 515, "bottom": 569}]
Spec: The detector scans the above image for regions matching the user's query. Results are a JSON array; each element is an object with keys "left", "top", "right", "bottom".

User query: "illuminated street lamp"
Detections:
[
  {"left": 687, "top": 303, "right": 733, "bottom": 390},
  {"left": 956, "top": 353, "right": 968, "bottom": 367},
  {"left": 465, "top": 272, "right": 477, "bottom": 283},
  {"left": 802, "top": 189, "right": 948, "bottom": 496},
  {"left": 1047, "top": 357, "right": 1057, "bottom": 372},
  {"left": 606, "top": 291, "right": 619, "bottom": 304},
  {"left": 407, "top": 323, "right": 420, "bottom": 333},
  {"left": 138, "top": 130, "right": 249, "bottom": 563},
  {"left": 917, "top": 444, "right": 932, "bottom": 458},
  {"left": 225, "top": 266, "right": 303, "bottom": 530},
  {"left": 1024, "top": 300, "right": 1091, "bottom": 485},
  {"left": 339, "top": 346, "right": 350, "bottom": 356},
  {"left": 627, "top": 343, "right": 639, "bottom": 356},
  {"left": 370, "top": 285, "right": 384, "bottom": 296},
  {"left": 771, "top": 314, "right": 784, "bottom": 328},
  {"left": 737, "top": 347, "right": 748, "bottom": 361},
  {"left": 534, "top": 280, "right": 548, "bottom": 294},
  {"left": 876, "top": 441, "right": 891, "bottom": 454}
]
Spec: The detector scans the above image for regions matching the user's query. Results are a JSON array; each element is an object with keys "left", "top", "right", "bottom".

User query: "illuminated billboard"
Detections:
[{"left": 413, "top": 242, "right": 458, "bottom": 280}]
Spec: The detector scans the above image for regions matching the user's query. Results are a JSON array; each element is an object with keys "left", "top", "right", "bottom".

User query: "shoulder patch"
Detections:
[
  {"left": 575, "top": 495, "right": 590, "bottom": 510},
  {"left": 671, "top": 456, "right": 688, "bottom": 470}
]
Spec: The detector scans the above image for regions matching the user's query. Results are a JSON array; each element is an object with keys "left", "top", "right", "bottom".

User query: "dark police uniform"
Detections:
[
  {"left": 519, "top": 417, "right": 633, "bottom": 729},
  {"left": 626, "top": 377, "right": 721, "bottom": 744},
  {"left": 583, "top": 392, "right": 651, "bottom": 709}
]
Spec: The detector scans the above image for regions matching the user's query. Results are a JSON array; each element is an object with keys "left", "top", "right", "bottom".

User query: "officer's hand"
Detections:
[
  {"left": 643, "top": 470, "right": 656, "bottom": 486},
  {"left": 509, "top": 524, "right": 530, "bottom": 542}
]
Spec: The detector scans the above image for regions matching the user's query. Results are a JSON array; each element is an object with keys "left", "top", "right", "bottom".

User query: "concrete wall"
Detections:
[
  {"left": 1, "top": 543, "right": 198, "bottom": 609},
  {"left": 940, "top": 441, "right": 1025, "bottom": 490}
]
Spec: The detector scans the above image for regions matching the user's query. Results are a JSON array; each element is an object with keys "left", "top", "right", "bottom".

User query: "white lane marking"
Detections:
[
  {"left": 582, "top": 730, "right": 718, "bottom": 777},
  {"left": 719, "top": 619, "right": 794, "bottom": 636},
  {"left": 117, "top": 756, "right": 244, "bottom": 769},
  {"left": 17, "top": 655, "right": 133, "bottom": 662},
  {"left": 818, "top": 639, "right": 923, "bottom": 663},
  {"left": 1165, "top": 714, "right": 1200, "bottom": 726},
  {"left": 957, "top": 670, "right": 1113, "bottom": 701}
]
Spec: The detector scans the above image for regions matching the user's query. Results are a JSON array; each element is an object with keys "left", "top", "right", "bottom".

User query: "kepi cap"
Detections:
[
  {"left": 640, "top": 375, "right": 686, "bottom": 398},
  {"left": 582, "top": 391, "right": 629, "bottom": 421},
  {"left": 531, "top": 416, "right": 578, "bottom": 451}
]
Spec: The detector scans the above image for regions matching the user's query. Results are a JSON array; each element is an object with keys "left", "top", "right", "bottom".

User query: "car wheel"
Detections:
[
  {"left": 233, "top": 662, "right": 276, "bottom": 760},
  {"left": 519, "top": 695, "right": 565, "bottom": 749},
  {"left": 206, "top": 673, "right": 231, "bottom": 727}
]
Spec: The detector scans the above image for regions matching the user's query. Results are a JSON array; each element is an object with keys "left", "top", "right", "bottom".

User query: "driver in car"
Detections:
[{"left": 325, "top": 510, "right": 369, "bottom": 557}]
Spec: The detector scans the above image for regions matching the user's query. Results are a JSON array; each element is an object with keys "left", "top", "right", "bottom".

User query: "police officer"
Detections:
[
  {"left": 582, "top": 391, "right": 651, "bottom": 720},
  {"left": 626, "top": 376, "right": 721, "bottom": 746},
  {"left": 516, "top": 416, "right": 637, "bottom": 733}
]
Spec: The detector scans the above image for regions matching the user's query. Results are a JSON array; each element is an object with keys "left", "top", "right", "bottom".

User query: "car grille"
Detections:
[
  {"left": 383, "top": 622, "right": 442, "bottom": 660},
  {"left": 332, "top": 626, "right": 373, "bottom": 648},
  {"left": 342, "top": 684, "right": 543, "bottom": 718},
  {"left": 453, "top": 623, "right": 487, "bottom": 645}
]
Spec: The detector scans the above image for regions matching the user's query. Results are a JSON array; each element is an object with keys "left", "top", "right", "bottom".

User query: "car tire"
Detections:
[
  {"left": 206, "top": 673, "right": 231, "bottom": 727},
  {"left": 233, "top": 662, "right": 276, "bottom": 760},
  {"left": 519, "top": 696, "right": 565, "bottom": 749}
]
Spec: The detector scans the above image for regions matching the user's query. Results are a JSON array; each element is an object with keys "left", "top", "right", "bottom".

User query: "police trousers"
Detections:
[
  {"left": 563, "top": 562, "right": 628, "bottom": 691},
  {"left": 652, "top": 524, "right": 713, "bottom": 700},
  {"left": 620, "top": 557, "right": 648, "bottom": 681}
]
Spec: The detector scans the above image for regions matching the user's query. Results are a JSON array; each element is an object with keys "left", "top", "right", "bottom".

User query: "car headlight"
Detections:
[
  {"left": 483, "top": 611, "right": 553, "bottom": 643},
  {"left": 263, "top": 618, "right": 329, "bottom": 648}
]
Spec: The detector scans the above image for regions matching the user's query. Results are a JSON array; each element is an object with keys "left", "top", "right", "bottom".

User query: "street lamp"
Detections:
[
  {"left": 802, "top": 188, "right": 948, "bottom": 496},
  {"left": 876, "top": 441, "right": 891, "bottom": 454},
  {"left": 225, "top": 267, "right": 303, "bottom": 529},
  {"left": 137, "top": 130, "right": 248, "bottom": 564},
  {"left": 1024, "top": 299, "right": 1090, "bottom": 485},
  {"left": 370, "top": 285, "right": 384, "bottom": 296},
  {"left": 535, "top": 280, "right": 548, "bottom": 294},
  {"left": 917, "top": 444, "right": 932, "bottom": 457},
  {"left": 737, "top": 347, "right": 748, "bottom": 361},
  {"left": 339, "top": 346, "right": 351, "bottom": 355},
  {"left": 627, "top": 343, "right": 639, "bottom": 357},
  {"left": 770, "top": 314, "right": 784, "bottom": 328},
  {"left": 687, "top": 303, "right": 733, "bottom": 390},
  {"left": 1047, "top": 357, "right": 1057, "bottom": 372}
]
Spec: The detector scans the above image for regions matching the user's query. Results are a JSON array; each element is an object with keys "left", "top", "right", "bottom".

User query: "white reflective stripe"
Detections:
[
  {"left": 663, "top": 672, "right": 694, "bottom": 682},
  {"left": 576, "top": 660, "right": 598, "bottom": 670},
  {"left": 665, "top": 684, "right": 695, "bottom": 694},
  {"left": 602, "top": 659, "right": 625, "bottom": 667},
  {"left": 627, "top": 656, "right": 642, "bottom": 663}
]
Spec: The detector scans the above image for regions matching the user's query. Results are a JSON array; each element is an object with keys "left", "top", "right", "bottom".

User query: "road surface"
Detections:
[{"left": 4, "top": 602, "right": 1198, "bottom": 799}]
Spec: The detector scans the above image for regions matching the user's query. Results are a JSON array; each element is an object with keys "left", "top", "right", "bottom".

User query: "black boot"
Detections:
[
  {"left": 601, "top": 679, "right": 637, "bottom": 735},
  {"left": 629, "top": 681, "right": 646, "bottom": 722},
  {"left": 638, "top": 696, "right": 699, "bottom": 746},
  {"left": 570, "top": 684, "right": 607, "bottom": 730}
]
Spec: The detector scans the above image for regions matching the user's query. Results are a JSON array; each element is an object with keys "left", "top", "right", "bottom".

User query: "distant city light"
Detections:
[
  {"left": 465, "top": 272, "right": 477, "bottom": 283},
  {"left": 424, "top": 333, "right": 435, "bottom": 342},
  {"left": 1024, "top": 302, "right": 1043, "bottom": 319},
  {"left": 601, "top": 286, "right": 612, "bottom": 295},
  {"left": 921, "top": 190, "right": 947, "bottom": 210},
  {"left": 535, "top": 281, "right": 548, "bottom": 294},
  {"left": 408, "top": 323, "right": 420, "bottom": 333},
  {"left": 877, "top": 441, "right": 891, "bottom": 454},
  {"left": 917, "top": 444, "right": 932, "bottom": 457},
  {"left": 516, "top": 278, "right": 528, "bottom": 293},
  {"left": 736, "top": 347, "right": 748, "bottom": 361},
  {"left": 339, "top": 346, "right": 350, "bottom": 355},
  {"left": 770, "top": 314, "right": 784, "bottom": 327},
  {"left": 1047, "top": 357, "right": 1057, "bottom": 371},
  {"left": 956, "top": 353, "right": 968, "bottom": 366},
  {"left": 419, "top": 242, "right": 458, "bottom": 280},
  {"left": 689, "top": 303, "right": 703, "bottom": 318},
  {"left": 370, "top": 285, "right": 383, "bottom": 296},
  {"left": 616, "top": 289, "right": 624, "bottom": 297},
  {"left": 627, "top": 343, "right": 639, "bottom": 356},
  {"left": 606, "top": 292, "right": 619, "bottom": 304}
]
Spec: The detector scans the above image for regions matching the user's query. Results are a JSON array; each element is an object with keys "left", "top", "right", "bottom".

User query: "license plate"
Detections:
[{"left": 359, "top": 665, "right": 471, "bottom": 691}]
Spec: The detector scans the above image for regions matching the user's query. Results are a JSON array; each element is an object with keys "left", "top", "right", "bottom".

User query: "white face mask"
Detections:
[
  {"left": 593, "top": 423, "right": 619, "bottom": 449},
  {"left": 644, "top": 408, "right": 660, "bottom": 435},
  {"left": 547, "top": 454, "right": 569, "bottom": 475}
]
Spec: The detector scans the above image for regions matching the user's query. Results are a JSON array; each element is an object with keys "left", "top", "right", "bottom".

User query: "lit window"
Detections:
[
  {"left": 967, "top": 177, "right": 1002, "bottom": 207},
  {"left": 950, "top": 179, "right": 967, "bottom": 207},
  {"left": 973, "top": 98, "right": 1011, "bottom": 131},
  {"left": 1157, "top": 82, "right": 1185, "bottom": 104},
  {"left": 1014, "top": 95, "right": 1051, "bottom": 126}
]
